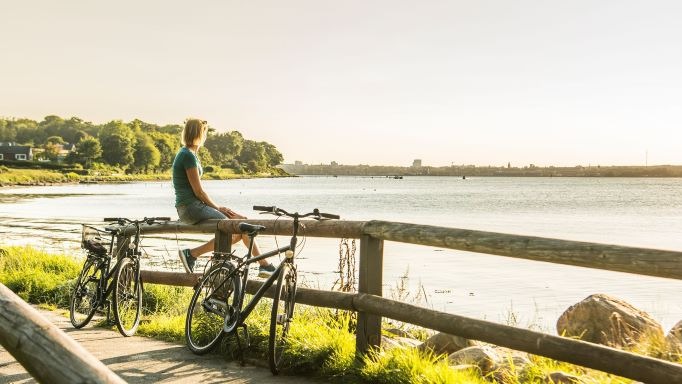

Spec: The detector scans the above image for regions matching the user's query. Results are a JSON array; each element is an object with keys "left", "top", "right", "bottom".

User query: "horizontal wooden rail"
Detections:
[
  {"left": 133, "top": 219, "right": 682, "bottom": 280},
  {"left": 0, "top": 284, "right": 125, "bottom": 384},
  {"left": 363, "top": 220, "right": 682, "bottom": 280},
  {"left": 218, "top": 219, "right": 366, "bottom": 239},
  {"left": 140, "top": 271, "right": 356, "bottom": 310},
  {"left": 140, "top": 271, "right": 682, "bottom": 384}
]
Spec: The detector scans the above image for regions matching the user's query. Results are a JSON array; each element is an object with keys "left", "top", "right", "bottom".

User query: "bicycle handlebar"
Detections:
[
  {"left": 252, "top": 206, "right": 340, "bottom": 220},
  {"left": 103, "top": 217, "right": 171, "bottom": 225}
]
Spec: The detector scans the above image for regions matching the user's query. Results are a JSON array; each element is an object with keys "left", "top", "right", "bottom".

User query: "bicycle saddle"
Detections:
[{"left": 238, "top": 222, "right": 266, "bottom": 233}]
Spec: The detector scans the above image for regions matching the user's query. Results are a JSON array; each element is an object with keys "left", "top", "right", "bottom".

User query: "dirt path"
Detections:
[{"left": 0, "top": 308, "right": 324, "bottom": 383}]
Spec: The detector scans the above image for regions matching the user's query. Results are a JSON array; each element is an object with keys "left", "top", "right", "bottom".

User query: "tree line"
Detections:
[{"left": 0, "top": 115, "right": 284, "bottom": 174}]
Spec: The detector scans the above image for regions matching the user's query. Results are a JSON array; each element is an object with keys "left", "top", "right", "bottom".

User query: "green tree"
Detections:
[
  {"left": 261, "top": 142, "right": 284, "bottom": 167},
  {"left": 132, "top": 133, "right": 161, "bottom": 173},
  {"left": 43, "top": 136, "right": 66, "bottom": 161},
  {"left": 238, "top": 140, "right": 267, "bottom": 173},
  {"left": 76, "top": 137, "right": 103, "bottom": 168},
  {"left": 0, "top": 119, "right": 12, "bottom": 142},
  {"left": 204, "top": 131, "right": 244, "bottom": 167},
  {"left": 99, "top": 121, "right": 135, "bottom": 168},
  {"left": 197, "top": 147, "right": 214, "bottom": 169},
  {"left": 13, "top": 119, "right": 39, "bottom": 145}
]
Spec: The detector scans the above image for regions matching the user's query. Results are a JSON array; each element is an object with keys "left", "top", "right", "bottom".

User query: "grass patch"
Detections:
[
  {"left": 1, "top": 245, "right": 676, "bottom": 383},
  {"left": 0, "top": 245, "right": 81, "bottom": 305},
  {"left": 0, "top": 168, "right": 79, "bottom": 185}
]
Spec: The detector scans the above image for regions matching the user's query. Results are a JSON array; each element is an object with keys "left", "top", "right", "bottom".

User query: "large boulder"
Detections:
[
  {"left": 417, "top": 332, "right": 474, "bottom": 356},
  {"left": 556, "top": 293, "right": 663, "bottom": 347}
]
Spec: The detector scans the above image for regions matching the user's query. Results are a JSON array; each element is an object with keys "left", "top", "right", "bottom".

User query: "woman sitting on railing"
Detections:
[{"left": 172, "top": 118, "right": 275, "bottom": 276}]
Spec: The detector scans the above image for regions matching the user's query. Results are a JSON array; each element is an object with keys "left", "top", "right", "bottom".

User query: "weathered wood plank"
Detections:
[
  {"left": 119, "top": 219, "right": 364, "bottom": 239},
  {"left": 363, "top": 220, "right": 682, "bottom": 280},
  {"left": 0, "top": 284, "right": 125, "bottom": 384},
  {"left": 352, "top": 292, "right": 682, "bottom": 384},
  {"left": 218, "top": 219, "right": 365, "bottom": 239},
  {"left": 356, "top": 235, "right": 383, "bottom": 355},
  {"left": 140, "top": 270, "right": 356, "bottom": 310}
]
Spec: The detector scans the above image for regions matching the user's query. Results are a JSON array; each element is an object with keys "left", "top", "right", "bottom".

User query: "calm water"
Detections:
[{"left": 1, "top": 176, "right": 682, "bottom": 331}]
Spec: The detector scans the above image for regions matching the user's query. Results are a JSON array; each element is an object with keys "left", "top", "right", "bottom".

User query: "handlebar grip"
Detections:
[
  {"left": 253, "top": 205, "right": 275, "bottom": 212},
  {"left": 103, "top": 218, "right": 120, "bottom": 222},
  {"left": 320, "top": 213, "right": 340, "bottom": 220}
]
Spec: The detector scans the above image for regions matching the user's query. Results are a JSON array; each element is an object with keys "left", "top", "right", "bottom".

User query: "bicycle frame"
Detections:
[
  {"left": 212, "top": 213, "right": 303, "bottom": 328},
  {"left": 92, "top": 224, "right": 142, "bottom": 313}
]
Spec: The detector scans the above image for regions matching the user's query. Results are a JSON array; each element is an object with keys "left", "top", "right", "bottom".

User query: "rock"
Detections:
[
  {"left": 490, "top": 350, "right": 532, "bottom": 384},
  {"left": 545, "top": 371, "right": 583, "bottom": 384},
  {"left": 556, "top": 293, "right": 664, "bottom": 347},
  {"left": 448, "top": 345, "right": 500, "bottom": 375},
  {"left": 417, "top": 332, "right": 474, "bottom": 356},
  {"left": 384, "top": 327, "right": 411, "bottom": 338},
  {"left": 381, "top": 335, "right": 421, "bottom": 350},
  {"left": 666, "top": 320, "right": 682, "bottom": 353}
]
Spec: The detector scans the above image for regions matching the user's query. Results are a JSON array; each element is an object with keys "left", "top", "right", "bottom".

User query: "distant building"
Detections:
[
  {"left": 331, "top": 161, "right": 338, "bottom": 166},
  {"left": 56, "top": 143, "right": 76, "bottom": 161},
  {"left": 0, "top": 142, "right": 33, "bottom": 161},
  {"left": 294, "top": 160, "right": 303, "bottom": 166},
  {"left": 412, "top": 159, "right": 422, "bottom": 167}
]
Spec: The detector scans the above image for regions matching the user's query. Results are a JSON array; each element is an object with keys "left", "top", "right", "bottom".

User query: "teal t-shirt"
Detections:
[{"left": 172, "top": 147, "right": 203, "bottom": 207}]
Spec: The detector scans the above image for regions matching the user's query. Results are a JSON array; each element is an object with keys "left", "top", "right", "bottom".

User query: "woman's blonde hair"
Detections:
[{"left": 182, "top": 118, "right": 208, "bottom": 146}]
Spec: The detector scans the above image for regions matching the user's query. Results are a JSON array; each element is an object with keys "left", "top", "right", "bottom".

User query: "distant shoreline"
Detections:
[{"left": 280, "top": 164, "right": 682, "bottom": 178}]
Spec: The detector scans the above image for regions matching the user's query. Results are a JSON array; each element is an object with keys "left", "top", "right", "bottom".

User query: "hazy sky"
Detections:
[{"left": 1, "top": 1, "right": 681, "bottom": 167}]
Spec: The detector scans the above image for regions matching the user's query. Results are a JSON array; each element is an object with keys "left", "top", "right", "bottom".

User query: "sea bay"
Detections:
[{"left": 1, "top": 176, "right": 681, "bottom": 332}]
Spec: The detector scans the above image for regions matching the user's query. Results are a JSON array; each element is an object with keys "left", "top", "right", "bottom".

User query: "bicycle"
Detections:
[
  {"left": 185, "top": 206, "right": 340, "bottom": 375},
  {"left": 69, "top": 216, "right": 170, "bottom": 336}
]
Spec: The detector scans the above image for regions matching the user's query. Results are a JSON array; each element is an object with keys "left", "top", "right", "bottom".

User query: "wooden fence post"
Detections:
[
  {"left": 215, "top": 227, "right": 231, "bottom": 254},
  {"left": 356, "top": 234, "right": 383, "bottom": 356}
]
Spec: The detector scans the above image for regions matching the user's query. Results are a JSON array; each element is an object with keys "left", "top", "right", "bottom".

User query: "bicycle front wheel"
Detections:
[
  {"left": 269, "top": 263, "right": 297, "bottom": 375},
  {"left": 70, "top": 257, "right": 103, "bottom": 328},
  {"left": 113, "top": 257, "right": 142, "bottom": 336},
  {"left": 186, "top": 264, "right": 240, "bottom": 355}
]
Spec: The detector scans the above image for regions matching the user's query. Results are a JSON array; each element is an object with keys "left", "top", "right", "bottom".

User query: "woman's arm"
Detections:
[{"left": 186, "top": 167, "right": 244, "bottom": 218}]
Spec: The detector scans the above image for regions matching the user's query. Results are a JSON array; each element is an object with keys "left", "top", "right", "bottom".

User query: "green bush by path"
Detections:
[{"left": 0, "top": 246, "right": 81, "bottom": 306}]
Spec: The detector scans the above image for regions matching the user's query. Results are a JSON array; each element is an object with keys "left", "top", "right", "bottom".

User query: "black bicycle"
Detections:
[
  {"left": 185, "top": 206, "right": 339, "bottom": 374},
  {"left": 69, "top": 216, "right": 170, "bottom": 336}
]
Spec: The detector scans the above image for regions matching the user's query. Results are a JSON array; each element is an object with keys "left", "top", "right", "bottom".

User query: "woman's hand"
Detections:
[{"left": 219, "top": 207, "right": 246, "bottom": 219}]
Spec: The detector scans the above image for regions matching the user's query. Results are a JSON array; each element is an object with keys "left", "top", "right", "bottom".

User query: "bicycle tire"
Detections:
[
  {"left": 268, "top": 263, "right": 297, "bottom": 375},
  {"left": 113, "top": 257, "right": 142, "bottom": 336},
  {"left": 69, "top": 257, "right": 103, "bottom": 328},
  {"left": 186, "top": 264, "right": 240, "bottom": 354}
]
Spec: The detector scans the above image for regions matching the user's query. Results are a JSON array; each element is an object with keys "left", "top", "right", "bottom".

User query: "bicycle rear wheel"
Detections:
[
  {"left": 269, "top": 263, "right": 297, "bottom": 375},
  {"left": 186, "top": 264, "right": 240, "bottom": 354},
  {"left": 113, "top": 257, "right": 142, "bottom": 336},
  {"left": 70, "top": 257, "right": 103, "bottom": 328}
]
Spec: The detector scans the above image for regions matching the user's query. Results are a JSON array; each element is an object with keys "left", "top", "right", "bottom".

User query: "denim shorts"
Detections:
[{"left": 176, "top": 200, "right": 227, "bottom": 225}]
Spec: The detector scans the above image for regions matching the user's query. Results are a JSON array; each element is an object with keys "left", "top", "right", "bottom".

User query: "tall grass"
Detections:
[{"left": 0, "top": 246, "right": 81, "bottom": 306}]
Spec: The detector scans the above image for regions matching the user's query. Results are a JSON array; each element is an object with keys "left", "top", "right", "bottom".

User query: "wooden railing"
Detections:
[
  {"left": 0, "top": 283, "right": 125, "bottom": 384},
  {"left": 131, "top": 218, "right": 682, "bottom": 384}
]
